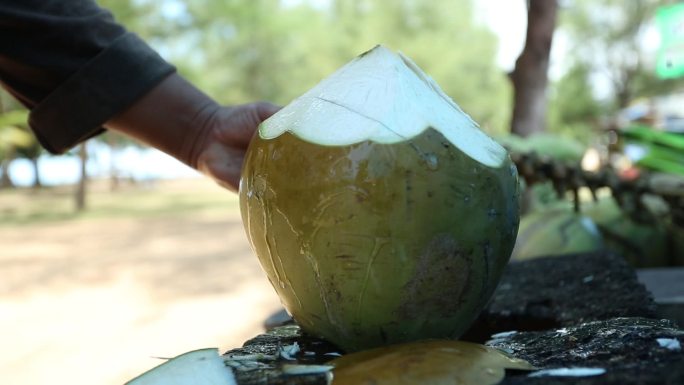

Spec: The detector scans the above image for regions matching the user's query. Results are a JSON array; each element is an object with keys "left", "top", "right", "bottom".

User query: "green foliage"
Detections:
[
  {"left": 0, "top": 109, "right": 28, "bottom": 130},
  {"left": 559, "top": 0, "right": 684, "bottom": 110},
  {"left": 0, "top": 124, "right": 32, "bottom": 155},
  {"left": 96, "top": 0, "right": 181, "bottom": 40},
  {"left": 545, "top": 1, "right": 684, "bottom": 144},
  {"left": 0, "top": 96, "right": 34, "bottom": 187},
  {"left": 325, "top": 0, "right": 510, "bottom": 133},
  {"left": 0, "top": 1, "right": 511, "bottom": 188},
  {"left": 547, "top": 63, "right": 604, "bottom": 144},
  {"left": 495, "top": 132, "right": 586, "bottom": 162},
  {"left": 0, "top": 92, "right": 33, "bottom": 158},
  {"left": 113, "top": 0, "right": 512, "bottom": 135}
]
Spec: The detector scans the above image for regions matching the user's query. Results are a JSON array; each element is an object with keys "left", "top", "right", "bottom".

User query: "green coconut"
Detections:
[
  {"left": 239, "top": 45, "right": 519, "bottom": 352},
  {"left": 583, "top": 198, "right": 670, "bottom": 267},
  {"left": 511, "top": 207, "right": 604, "bottom": 260}
]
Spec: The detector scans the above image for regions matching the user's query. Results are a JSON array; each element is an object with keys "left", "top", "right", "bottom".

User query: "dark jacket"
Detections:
[{"left": 0, "top": 0, "right": 175, "bottom": 153}]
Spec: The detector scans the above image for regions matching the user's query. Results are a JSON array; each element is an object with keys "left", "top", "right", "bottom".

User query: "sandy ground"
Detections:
[{"left": 0, "top": 189, "right": 283, "bottom": 385}]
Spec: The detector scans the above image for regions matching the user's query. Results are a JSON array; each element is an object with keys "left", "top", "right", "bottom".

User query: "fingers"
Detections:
[
  {"left": 214, "top": 102, "right": 280, "bottom": 146},
  {"left": 197, "top": 143, "right": 244, "bottom": 193},
  {"left": 254, "top": 101, "right": 281, "bottom": 121},
  {"left": 198, "top": 101, "right": 280, "bottom": 192}
]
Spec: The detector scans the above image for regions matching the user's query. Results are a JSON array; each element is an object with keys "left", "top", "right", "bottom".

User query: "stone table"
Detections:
[{"left": 223, "top": 252, "right": 684, "bottom": 384}]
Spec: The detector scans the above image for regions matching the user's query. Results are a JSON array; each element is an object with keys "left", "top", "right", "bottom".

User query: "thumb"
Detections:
[{"left": 254, "top": 101, "right": 281, "bottom": 121}]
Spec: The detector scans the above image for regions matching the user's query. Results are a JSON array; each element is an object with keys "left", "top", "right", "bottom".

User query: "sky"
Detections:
[
  {"left": 5, "top": 0, "right": 570, "bottom": 187},
  {"left": 475, "top": 0, "right": 528, "bottom": 71},
  {"left": 9, "top": 143, "right": 199, "bottom": 186}
]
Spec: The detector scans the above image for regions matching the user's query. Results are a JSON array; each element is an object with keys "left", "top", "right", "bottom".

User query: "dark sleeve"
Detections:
[{"left": 0, "top": 0, "right": 176, "bottom": 154}]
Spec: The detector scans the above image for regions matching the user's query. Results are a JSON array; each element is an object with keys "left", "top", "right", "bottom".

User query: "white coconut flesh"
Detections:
[
  {"left": 259, "top": 45, "right": 507, "bottom": 168},
  {"left": 125, "top": 348, "right": 237, "bottom": 385}
]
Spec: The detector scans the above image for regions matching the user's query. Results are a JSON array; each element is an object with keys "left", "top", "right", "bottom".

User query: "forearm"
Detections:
[{"left": 104, "top": 73, "right": 219, "bottom": 169}]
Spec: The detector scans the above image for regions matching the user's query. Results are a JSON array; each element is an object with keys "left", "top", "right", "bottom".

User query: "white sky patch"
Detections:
[
  {"left": 281, "top": 0, "right": 330, "bottom": 9},
  {"left": 160, "top": 0, "right": 186, "bottom": 19},
  {"left": 283, "top": 0, "right": 533, "bottom": 74},
  {"left": 475, "top": 0, "right": 569, "bottom": 81},
  {"left": 474, "top": 0, "right": 527, "bottom": 71},
  {"left": 8, "top": 144, "right": 200, "bottom": 187}
]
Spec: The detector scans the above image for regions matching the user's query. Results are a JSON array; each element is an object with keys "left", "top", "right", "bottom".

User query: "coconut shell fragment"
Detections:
[
  {"left": 329, "top": 340, "right": 534, "bottom": 385},
  {"left": 124, "top": 349, "right": 237, "bottom": 385}
]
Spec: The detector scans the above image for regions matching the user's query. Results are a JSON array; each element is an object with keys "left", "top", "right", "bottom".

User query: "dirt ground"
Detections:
[{"left": 0, "top": 180, "right": 283, "bottom": 385}]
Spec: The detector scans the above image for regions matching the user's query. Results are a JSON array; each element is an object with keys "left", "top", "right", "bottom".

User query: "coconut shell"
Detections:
[{"left": 240, "top": 128, "right": 519, "bottom": 352}]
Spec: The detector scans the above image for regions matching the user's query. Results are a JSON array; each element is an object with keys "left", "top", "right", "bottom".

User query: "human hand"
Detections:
[
  {"left": 193, "top": 102, "right": 280, "bottom": 192},
  {"left": 105, "top": 74, "right": 279, "bottom": 192}
]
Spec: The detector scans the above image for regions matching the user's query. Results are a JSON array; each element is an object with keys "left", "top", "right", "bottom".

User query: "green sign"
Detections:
[{"left": 656, "top": 3, "right": 684, "bottom": 79}]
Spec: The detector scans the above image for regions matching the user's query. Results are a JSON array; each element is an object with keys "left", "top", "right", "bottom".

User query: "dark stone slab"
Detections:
[
  {"left": 226, "top": 319, "right": 684, "bottom": 385},
  {"left": 637, "top": 267, "right": 684, "bottom": 303},
  {"left": 226, "top": 252, "right": 679, "bottom": 384},
  {"left": 222, "top": 325, "right": 339, "bottom": 385},
  {"left": 463, "top": 252, "right": 658, "bottom": 342},
  {"left": 638, "top": 267, "right": 684, "bottom": 328},
  {"left": 489, "top": 317, "right": 684, "bottom": 385}
]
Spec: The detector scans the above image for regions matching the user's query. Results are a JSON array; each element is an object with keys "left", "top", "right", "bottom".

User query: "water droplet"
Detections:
[
  {"left": 279, "top": 280, "right": 286, "bottom": 289},
  {"left": 424, "top": 153, "right": 439, "bottom": 170}
]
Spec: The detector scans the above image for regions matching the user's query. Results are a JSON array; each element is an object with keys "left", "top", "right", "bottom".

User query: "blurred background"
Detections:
[{"left": 1, "top": 0, "right": 684, "bottom": 384}]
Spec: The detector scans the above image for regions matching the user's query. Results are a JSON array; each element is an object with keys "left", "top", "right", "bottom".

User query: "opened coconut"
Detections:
[{"left": 239, "top": 45, "right": 519, "bottom": 352}]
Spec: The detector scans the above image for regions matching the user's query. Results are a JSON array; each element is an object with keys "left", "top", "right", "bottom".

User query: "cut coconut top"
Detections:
[{"left": 259, "top": 45, "right": 507, "bottom": 168}]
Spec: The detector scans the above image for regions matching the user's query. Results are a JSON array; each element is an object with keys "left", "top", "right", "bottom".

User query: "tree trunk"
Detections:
[
  {"left": 0, "top": 157, "right": 14, "bottom": 188},
  {"left": 0, "top": 93, "right": 13, "bottom": 188},
  {"left": 510, "top": 0, "right": 558, "bottom": 137},
  {"left": 31, "top": 156, "right": 42, "bottom": 188},
  {"left": 75, "top": 143, "right": 88, "bottom": 211},
  {"left": 107, "top": 135, "right": 120, "bottom": 191}
]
